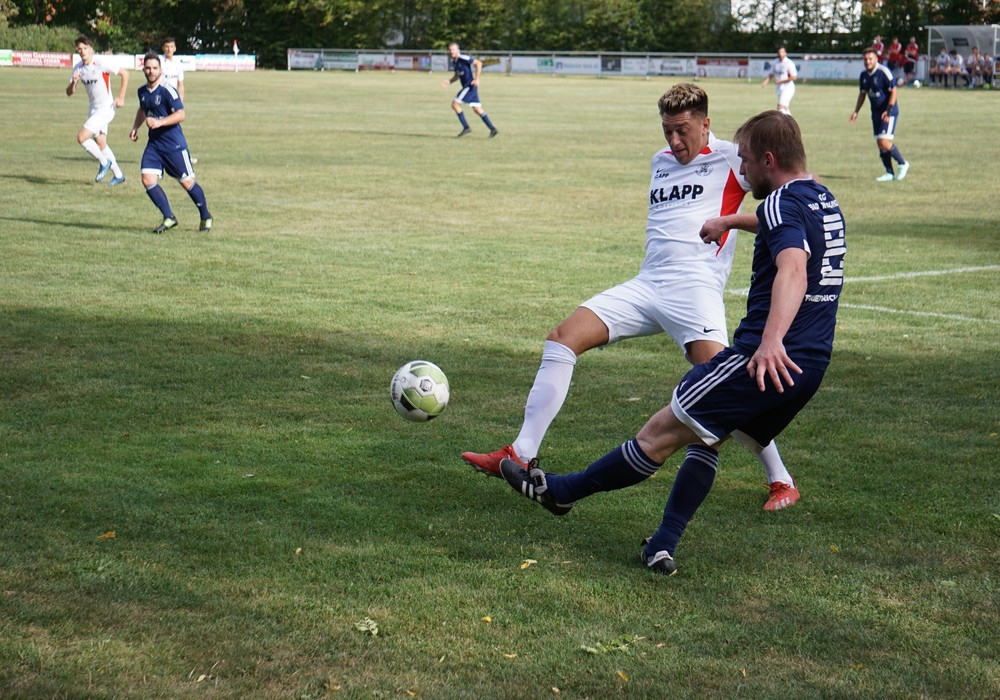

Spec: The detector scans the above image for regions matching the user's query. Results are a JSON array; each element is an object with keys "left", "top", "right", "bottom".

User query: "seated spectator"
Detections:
[
  {"left": 947, "top": 49, "right": 967, "bottom": 88},
  {"left": 872, "top": 35, "right": 885, "bottom": 64},
  {"left": 904, "top": 37, "right": 919, "bottom": 85},
  {"left": 886, "top": 37, "right": 904, "bottom": 83},
  {"left": 966, "top": 48, "right": 983, "bottom": 88},
  {"left": 930, "top": 47, "right": 949, "bottom": 86},
  {"left": 983, "top": 55, "right": 995, "bottom": 88}
]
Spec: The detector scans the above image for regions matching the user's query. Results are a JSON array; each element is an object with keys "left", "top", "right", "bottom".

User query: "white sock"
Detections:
[
  {"left": 512, "top": 340, "right": 577, "bottom": 461},
  {"left": 731, "top": 430, "right": 793, "bottom": 485},
  {"left": 81, "top": 138, "right": 106, "bottom": 164},
  {"left": 101, "top": 147, "right": 122, "bottom": 178}
]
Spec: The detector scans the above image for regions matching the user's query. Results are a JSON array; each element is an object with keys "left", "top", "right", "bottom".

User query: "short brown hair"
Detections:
[
  {"left": 862, "top": 47, "right": 877, "bottom": 58},
  {"left": 75, "top": 35, "right": 92, "bottom": 47},
  {"left": 143, "top": 52, "right": 161, "bottom": 67},
  {"left": 734, "top": 111, "right": 807, "bottom": 172},
  {"left": 658, "top": 83, "right": 709, "bottom": 118}
]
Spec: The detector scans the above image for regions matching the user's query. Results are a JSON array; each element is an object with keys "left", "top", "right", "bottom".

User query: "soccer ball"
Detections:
[
  {"left": 912, "top": 79, "right": 921, "bottom": 88},
  {"left": 390, "top": 360, "right": 449, "bottom": 422}
]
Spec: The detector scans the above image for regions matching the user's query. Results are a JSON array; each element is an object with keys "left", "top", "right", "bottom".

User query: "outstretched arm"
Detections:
[
  {"left": 849, "top": 92, "right": 866, "bottom": 123},
  {"left": 114, "top": 70, "right": 128, "bottom": 108},
  {"left": 700, "top": 213, "right": 758, "bottom": 245}
]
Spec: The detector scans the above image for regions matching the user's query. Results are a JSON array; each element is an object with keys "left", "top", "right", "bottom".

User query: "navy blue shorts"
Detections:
[
  {"left": 141, "top": 142, "right": 195, "bottom": 181},
  {"left": 871, "top": 111, "right": 898, "bottom": 140},
  {"left": 454, "top": 85, "right": 481, "bottom": 105},
  {"left": 670, "top": 347, "right": 827, "bottom": 447}
]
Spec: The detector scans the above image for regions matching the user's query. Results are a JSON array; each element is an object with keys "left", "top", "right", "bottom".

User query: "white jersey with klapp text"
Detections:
[
  {"left": 641, "top": 134, "right": 750, "bottom": 289},
  {"left": 161, "top": 57, "right": 184, "bottom": 90},
  {"left": 70, "top": 57, "right": 121, "bottom": 113}
]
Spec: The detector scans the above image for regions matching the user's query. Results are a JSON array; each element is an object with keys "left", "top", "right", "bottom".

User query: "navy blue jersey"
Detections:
[
  {"left": 451, "top": 54, "right": 476, "bottom": 88},
  {"left": 137, "top": 82, "right": 188, "bottom": 151},
  {"left": 732, "top": 178, "right": 845, "bottom": 370},
  {"left": 859, "top": 64, "right": 897, "bottom": 117}
]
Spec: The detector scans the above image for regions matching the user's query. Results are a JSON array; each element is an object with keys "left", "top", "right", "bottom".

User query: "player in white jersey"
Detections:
[
  {"left": 761, "top": 47, "right": 797, "bottom": 114},
  {"left": 160, "top": 37, "right": 198, "bottom": 163},
  {"left": 65, "top": 35, "right": 128, "bottom": 185},
  {"left": 463, "top": 83, "right": 800, "bottom": 512},
  {"left": 160, "top": 37, "right": 185, "bottom": 100}
]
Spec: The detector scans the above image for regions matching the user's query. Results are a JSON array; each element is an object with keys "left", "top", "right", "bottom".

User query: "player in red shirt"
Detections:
[{"left": 904, "top": 37, "right": 920, "bottom": 85}]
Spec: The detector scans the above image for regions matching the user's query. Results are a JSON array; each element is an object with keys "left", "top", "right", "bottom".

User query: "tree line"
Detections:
[{"left": 3, "top": 0, "right": 998, "bottom": 69}]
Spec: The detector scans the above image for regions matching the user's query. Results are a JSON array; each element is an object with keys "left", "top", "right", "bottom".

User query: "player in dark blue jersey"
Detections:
[
  {"left": 129, "top": 52, "right": 213, "bottom": 233},
  {"left": 850, "top": 47, "right": 909, "bottom": 182},
  {"left": 441, "top": 42, "right": 498, "bottom": 138},
  {"left": 496, "top": 111, "right": 846, "bottom": 576}
]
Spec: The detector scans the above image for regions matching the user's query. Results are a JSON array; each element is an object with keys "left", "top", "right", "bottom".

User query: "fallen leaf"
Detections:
[
  {"left": 503, "top": 653, "right": 518, "bottom": 659},
  {"left": 481, "top": 616, "right": 492, "bottom": 623},
  {"left": 830, "top": 545, "right": 839, "bottom": 553},
  {"left": 97, "top": 531, "right": 115, "bottom": 540},
  {"left": 617, "top": 671, "right": 628, "bottom": 681},
  {"left": 354, "top": 618, "right": 379, "bottom": 636},
  {"left": 656, "top": 642, "right": 665, "bottom": 648},
  {"left": 301, "top": 375, "right": 311, "bottom": 380},
  {"left": 740, "top": 668, "right": 746, "bottom": 677},
  {"left": 406, "top": 692, "right": 415, "bottom": 697},
  {"left": 552, "top": 688, "right": 560, "bottom": 694},
  {"left": 196, "top": 674, "right": 207, "bottom": 683},
  {"left": 520, "top": 559, "right": 537, "bottom": 570},
  {"left": 295, "top": 548, "right": 302, "bottom": 556}
]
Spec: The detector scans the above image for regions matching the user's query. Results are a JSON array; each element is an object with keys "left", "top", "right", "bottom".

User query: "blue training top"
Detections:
[
  {"left": 859, "top": 64, "right": 897, "bottom": 117},
  {"left": 137, "top": 82, "right": 188, "bottom": 151},
  {"left": 451, "top": 54, "right": 476, "bottom": 88},
  {"left": 732, "top": 178, "right": 846, "bottom": 370}
]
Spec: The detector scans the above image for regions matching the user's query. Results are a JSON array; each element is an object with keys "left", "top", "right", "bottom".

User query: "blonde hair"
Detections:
[{"left": 658, "top": 83, "right": 709, "bottom": 118}]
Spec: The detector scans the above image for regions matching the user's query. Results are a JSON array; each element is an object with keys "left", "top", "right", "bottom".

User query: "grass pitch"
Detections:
[{"left": 1, "top": 68, "right": 999, "bottom": 698}]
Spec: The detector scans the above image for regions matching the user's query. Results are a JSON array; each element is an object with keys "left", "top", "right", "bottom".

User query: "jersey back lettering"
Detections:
[{"left": 733, "top": 178, "right": 845, "bottom": 369}]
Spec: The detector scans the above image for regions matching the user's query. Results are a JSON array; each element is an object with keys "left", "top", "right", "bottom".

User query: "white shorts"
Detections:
[
  {"left": 581, "top": 275, "right": 729, "bottom": 362},
  {"left": 776, "top": 83, "right": 796, "bottom": 107},
  {"left": 83, "top": 106, "right": 116, "bottom": 136}
]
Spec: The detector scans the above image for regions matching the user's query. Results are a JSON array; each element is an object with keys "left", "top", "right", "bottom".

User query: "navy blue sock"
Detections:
[
  {"left": 888, "top": 145, "right": 905, "bottom": 165},
  {"left": 457, "top": 112, "right": 469, "bottom": 128},
  {"left": 145, "top": 184, "right": 173, "bottom": 218},
  {"left": 879, "top": 150, "right": 893, "bottom": 173},
  {"left": 546, "top": 439, "right": 662, "bottom": 504},
  {"left": 479, "top": 112, "right": 496, "bottom": 130},
  {"left": 643, "top": 445, "right": 718, "bottom": 557},
  {"left": 185, "top": 182, "right": 211, "bottom": 220}
]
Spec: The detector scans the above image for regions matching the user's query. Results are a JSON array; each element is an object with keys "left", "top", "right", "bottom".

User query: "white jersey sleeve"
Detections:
[{"left": 640, "top": 135, "right": 750, "bottom": 288}]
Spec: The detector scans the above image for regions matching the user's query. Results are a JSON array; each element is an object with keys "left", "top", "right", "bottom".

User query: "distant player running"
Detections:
[
  {"left": 129, "top": 52, "right": 213, "bottom": 234},
  {"left": 66, "top": 35, "right": 128, "bottom": 186},
  {"left": 442, "top": 43, "right": 498, "bottom": 138},
  {"left": 761, "top": 47, "right": 797, "bottom": 115},
  {"left": 850, "top": 48, "right": 909, "bottom": 182}
]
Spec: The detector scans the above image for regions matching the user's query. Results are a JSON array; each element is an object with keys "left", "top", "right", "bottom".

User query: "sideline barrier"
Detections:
[
  {"left": 0, "top": 50, "right": 256, "bottom": 71},
  {"left": 288, "top": 48, "right": 929, "bottom": 82}
]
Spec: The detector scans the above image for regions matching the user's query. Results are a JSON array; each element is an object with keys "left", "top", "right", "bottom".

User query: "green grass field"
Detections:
[{"left": 2, "top": 67, "right": 998, "bottom": 698}]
